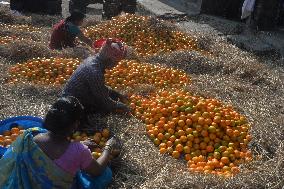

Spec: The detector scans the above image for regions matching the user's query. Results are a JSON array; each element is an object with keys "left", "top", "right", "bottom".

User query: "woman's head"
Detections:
[
  {"left": 66, "top": 11, "right": 86, "bottom": 26},
  {"left": 44, "top": 96, "right": 84, "bottom": 136}
]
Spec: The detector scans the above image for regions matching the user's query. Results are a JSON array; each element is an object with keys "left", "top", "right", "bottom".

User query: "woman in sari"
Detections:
[{"left": 0, "top": 96, "right": 119, "bottom": 189}]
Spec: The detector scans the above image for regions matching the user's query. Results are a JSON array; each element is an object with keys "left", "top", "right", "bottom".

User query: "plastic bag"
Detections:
[{"left": 241, "top": 0, "right": 256, "bottom": 19}]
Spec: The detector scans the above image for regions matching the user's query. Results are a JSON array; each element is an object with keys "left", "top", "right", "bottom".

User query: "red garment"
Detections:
[{"left": 49, "top": 20, "right": 76, "bottom": 50}]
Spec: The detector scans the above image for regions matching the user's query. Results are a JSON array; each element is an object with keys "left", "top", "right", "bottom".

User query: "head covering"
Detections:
[{"left": 98, "top": 39, "right": 127, "bottom": 63}]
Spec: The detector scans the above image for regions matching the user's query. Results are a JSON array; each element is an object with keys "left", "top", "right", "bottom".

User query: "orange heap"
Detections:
[
  {"left": 0, "top": 127, "right": 25, "bottom": 148},
  {"left": 70, "top": 128, "right": 111, "bottom": 159},
  {"left": 0, "top": 23, "right": 42, "bottom": 33},
  {"left": 9, "top": 57, "right": 81, "bottom": 85},
  {"left": 129, "top": 90, "right": 252, "bottom": 176},
  {"left": 105, "top": 60, "right": 190, "bottom": 91},
  {"left": 85, "top": 14, "right": 198, "bottom": 56},
  {"left": 0, "top": 36, "right": 22, "bottom": 45}
]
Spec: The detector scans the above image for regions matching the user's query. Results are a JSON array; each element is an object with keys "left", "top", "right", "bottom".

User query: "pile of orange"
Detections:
[
  {"left": 8, "top": 57, "right": 81, "bottom": 85},
  {"left": 0, "top": 23, "right": 42, "bottom": 33},
  {"left": 71, "top": 128, "right": 111, "bottom": 159},
  {"left": 85, "top": 14, "right": 198, "bottom": 56},
  {"left": 0, "top": 36, "right": 22, "bottom": 45},
  {"left": 128, "top": 90, "right": 252, "bottom": 176},
  {"left": 105, "top": 60, "right": 190, "bottom": 91},
  {"left": 0, "top": 127, "right": 24, "bottom": 148}
]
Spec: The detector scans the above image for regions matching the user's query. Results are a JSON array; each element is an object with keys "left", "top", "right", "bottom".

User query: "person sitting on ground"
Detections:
[
  {"left": 0, "top": 96, "right": 120, "bottom": 189},
  {"left": 49, "top": 11, "right": 93, "bottom": 50},
  {"left": 62, "top": 39, "right": 130, "bottom": 121}
]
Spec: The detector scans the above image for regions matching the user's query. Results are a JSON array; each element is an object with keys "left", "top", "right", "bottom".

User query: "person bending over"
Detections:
[
  {"left": 49, "top": 11, "right": 93, "bottom": 50},
  {"left": 62, "top": 39, "right": 130, "bottom": 121},
  {"left": 0, "top": 96, "right": 119, "bottom": 189}
]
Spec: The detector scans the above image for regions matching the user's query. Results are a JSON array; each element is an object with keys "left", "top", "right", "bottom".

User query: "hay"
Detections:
[
  {"left": 0, "top": 6, "right": 31, "bottom": 25},
  {"left": 0, "top": 13, "right": 283, "bottom": 189},
  {"left": 1, "top": 39, "right": 52, "bottom": 63}
]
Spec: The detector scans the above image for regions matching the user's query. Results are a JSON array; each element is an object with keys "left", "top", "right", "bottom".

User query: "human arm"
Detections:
[
  {"left": 106, "top": 86, "right": 129, "bottom": 103},
  {"left": 87, "top": 62, "right": 130, "bottom": 113},
  {"left": 77, "top": 32, "right": 93, "bottom": 48},
  {"left": 83, "top": 137, "right": 119, "bottom": 176}
]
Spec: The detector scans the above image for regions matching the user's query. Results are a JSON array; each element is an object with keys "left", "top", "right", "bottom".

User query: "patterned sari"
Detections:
[{"left": 0, "top": 128, "right": 112, "bottom": 189}]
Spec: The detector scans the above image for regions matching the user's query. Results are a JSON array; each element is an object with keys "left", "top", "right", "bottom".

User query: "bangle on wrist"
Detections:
[{"left": 104, "top": 145, "right": 112, "bottom": 152}]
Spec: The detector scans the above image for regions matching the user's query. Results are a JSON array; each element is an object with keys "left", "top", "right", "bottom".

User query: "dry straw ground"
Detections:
[{"left": 0, "top": 7, "right": 283, "bottom": 189}]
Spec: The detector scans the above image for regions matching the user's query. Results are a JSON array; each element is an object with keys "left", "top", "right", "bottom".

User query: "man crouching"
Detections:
[{"left": 62, "top": 39, "right": 130, "bottom": 124}]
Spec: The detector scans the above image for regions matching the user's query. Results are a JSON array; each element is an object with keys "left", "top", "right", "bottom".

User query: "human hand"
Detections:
[
  {"left": 105, "top": 137, "right": 121, "bottom": 157},
  {"left": 81, "top": 139, "right": 100, "bottom": 150},
  {"left": 118, "top": 94, "right": 129, "bottom": 104},
  {"left": 116, "top": 102, "right": 131, "bottom": 113}
]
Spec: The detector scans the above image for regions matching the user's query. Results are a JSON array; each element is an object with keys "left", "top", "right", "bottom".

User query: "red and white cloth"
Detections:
[{"left": 96, "top": 38, "right": 127, "bottom": 63}]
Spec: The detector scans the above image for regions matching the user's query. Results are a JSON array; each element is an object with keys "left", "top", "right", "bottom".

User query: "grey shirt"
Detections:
[{"left": 62, "top": 55, "right": 118, "bottom": 112}]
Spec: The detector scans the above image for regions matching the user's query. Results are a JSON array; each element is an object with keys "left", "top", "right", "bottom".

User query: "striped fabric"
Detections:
[{"left": 62, "top": 55, "right": 118, "bottom": 112}]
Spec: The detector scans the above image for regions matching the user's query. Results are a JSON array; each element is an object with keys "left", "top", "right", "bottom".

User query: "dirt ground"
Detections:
[{"left": 0, "top": 4, "right": 284, "bottom": 189}]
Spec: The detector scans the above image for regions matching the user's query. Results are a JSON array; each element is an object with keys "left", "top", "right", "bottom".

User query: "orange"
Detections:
[
  {"left": 185, "top": 154, "right": 191, "bottom": 161},
  {"left": 197, "top": 117, "right": 205, "bottom": 125},
  {"left": 183, "top": 146, "right": 191, "bottom": 154},
  {"left": 178, "top": 120, "right": 185, "bottom": 127},
  {"left": 206, "top": 145, "right": 214, "bottom": 153},
  {"left": 201, "top": 130, "right": 208, "bottom": 137},
  {"left": 172, "top": 151, "right": 180, "bottom": 159},
  {"left": 220, "top": 157, "right": 230, "bottom": 165},
  {"left": 102, "top": 129, "right": 110, "bottom": 138},
  {"left": 94, "top": 132, "right": 102, "bottom": 139},
  {"left": 180, "top": 135, "right": 187, "bottom": 143},
  {"left": 159, "top": 148, "right": 167, "bottom": 154},
  {"left": 175, "top": 144, "right": 184, "bottom": 153},
  {"left": 166, "top": 141, "right": 173, "bottom": 147},
  {"left": 4, "top": 139, "right": 12, "bottom": 145},
  {"left": 231, "top": 166, "right": 240, "bottom": 174},
  {"left": 185, "top": 119, "right": 192, "bottom": 126},
  {"left": 157, "top": 133, "right": 164, "bottom": 140},
  {"left": 3, "top": 131, "right": 10, "bottom": 136},
  {"left": 11, "top": 127, "right": 20, "bottom": 134},
  {"left": 153, "top": 138, "right": 161, "bottom": 146},
  {"left": 169, "top": 135, "right": 176, "bottom": 142},
  {"left": 159, "top": 143, "right": 167, "bottom": 149},
  {"left": 177, "top": 130, "right": 185, "bottom": 137}
]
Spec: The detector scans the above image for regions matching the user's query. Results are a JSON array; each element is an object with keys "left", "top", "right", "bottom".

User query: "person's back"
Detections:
[
  {"left": 49, "top": 11, "right": 93, "bottom": 50},
  {"left": 62, "top": 56, "right": 102, "bottom": 108},
  {"left": 34, "top": 134, "right": 94, "bottom": 176},
  {"left": 0, "top": 96, "right": 119, "bottom": 188}
]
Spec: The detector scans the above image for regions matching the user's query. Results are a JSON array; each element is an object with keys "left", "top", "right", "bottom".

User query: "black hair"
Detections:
[
  {"left": 65, "top": 11, "right": 86, "bottom": 23},
  {"left": 43, "top": 96, "right": 84, "bottom": 136}
]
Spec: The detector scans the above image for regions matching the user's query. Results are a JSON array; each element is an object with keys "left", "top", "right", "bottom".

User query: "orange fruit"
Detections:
[
  {"left": 159, "top": 148, "right": 167, "bottom": 154},
  {"left": 175, "top": 144, "right": 184, "bottom": 153},
  {"left": 3, "top": 131, "right": 10, "bottom": 136},
  {"left": 178, "top": 120, "right": 185, "bottom": 127},
  {"left": 180, "top": 135, "right": 187, "bottom": 143},
  {"left": 11, "top": 127, "right": 20, "bottom": 134},
  {"left": 157, "top": 133, "right": 164, "bottom": 140},
  {"left": 221, "top": 157, "right": 230, "bottom": 165},
  {"left": 159, "top": 143, "right": 167, "bottom": 149},
  {"left": 184, "top": 146, "right": 191, "bottom": 154},
  {"left": 185, "top": 154, "right": 191, "bottom": 161},
  {"left": 4, "top": 139, "right": 12, "bottom": 146},
  {"left": 153, "top": 138, "right": 161, "bottom": 146},
  {"left": 177, "top": 130, "right": 185, "bottom": 137},
  {"left": 172, "top": 151, "right": 180, "bottom": 159},
  {"left": 206, "top": 145, "right": 214, "bottom": 153}
]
